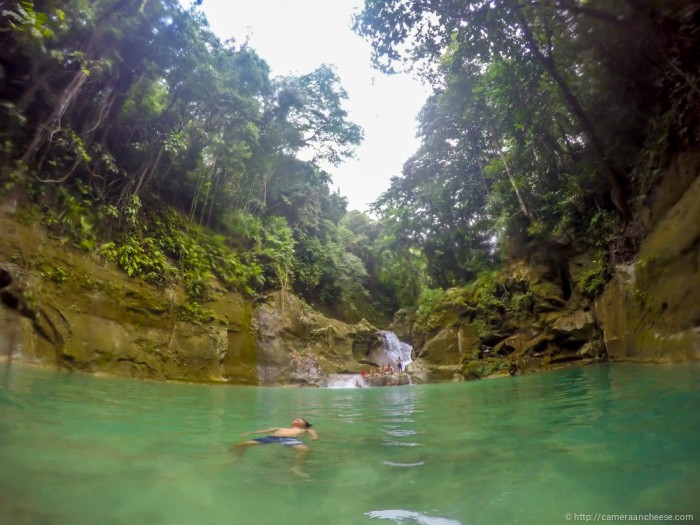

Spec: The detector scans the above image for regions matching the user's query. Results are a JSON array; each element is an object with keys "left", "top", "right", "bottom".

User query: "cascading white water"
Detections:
[
  {"left": 378, "top": 330, "right": 413, "bottom": 369},
  {"left": 323, "top": 374, "right": 368, "bottom": 389},
  {"left": 323, "top": 331, "right": 413, "bottom": 388}
]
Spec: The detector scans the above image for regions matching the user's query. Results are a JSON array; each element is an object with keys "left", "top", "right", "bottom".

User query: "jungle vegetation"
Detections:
[{"left": 1, "top": 0, "right": 698, "bottom": 326}]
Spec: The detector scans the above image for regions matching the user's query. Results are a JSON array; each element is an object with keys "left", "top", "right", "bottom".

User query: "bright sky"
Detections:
[{"left": 196, "top": 0, "right": 431, "bottom": 212}]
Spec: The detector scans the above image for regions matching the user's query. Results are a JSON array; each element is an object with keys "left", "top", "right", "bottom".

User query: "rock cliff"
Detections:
[
  {"left": 0, "top": 215, "right": 384, "bottom": 385},
  {"left": 395, "top": 154, "right": 699, "bottom": 381},
  {"left": 594, "top": 153, "right": 700, "bottom": 362},
  {"left": 1, "top": 154, "right": 698, "bottom": 384}
]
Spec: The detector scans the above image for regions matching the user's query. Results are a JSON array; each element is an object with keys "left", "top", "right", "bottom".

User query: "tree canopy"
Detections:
[
  {"left": 0, "top": 0, "right": 391, "bottom": 322},
  {"left": 355, "top": 0, "right": 699, "bottom": 293},
  {"left": 1, "top": 0, "right": 698, "bottom": 325}
]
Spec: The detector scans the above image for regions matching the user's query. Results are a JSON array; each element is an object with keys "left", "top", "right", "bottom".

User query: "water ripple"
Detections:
[
  {"left": 366, "top": 509, "right": 462, "bottom": 524},
  {"left": 381, "top": 460, "right": 425, "bottom": 468},
  {"left": 381, "top": 428, "right": 418, "bottom": 437},
  {"left": 382, "top": 439, "right": 420, "bottom": 447}
]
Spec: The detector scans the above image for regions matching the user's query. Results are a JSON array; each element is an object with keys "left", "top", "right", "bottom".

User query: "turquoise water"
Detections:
[{"left": 0, "top": 362, "right": 699, "bottom": 525}]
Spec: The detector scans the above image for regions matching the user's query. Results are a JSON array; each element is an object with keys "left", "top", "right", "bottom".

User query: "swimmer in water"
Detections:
[{"left": 233, "top": 417, "right": 318, "bottom": 475}]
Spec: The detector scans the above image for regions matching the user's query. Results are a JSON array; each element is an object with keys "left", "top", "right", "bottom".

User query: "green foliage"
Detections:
[
  {"left": 462, "top": 359, "right": 513, "bottom": 380},
  {"left": 9, "top": 0, "right": 694, "bottom": 330},
  {"left": 464, "top": 270, "right": 505, "bottom": 311},
  {"left": 36, "top": 262, "right": 68, "bottom": 285},
  {"left": 356, "top": 0, "right": 699, "bottom": 288},
  {"left": 167, "top": 230, "right": 213, "bottom": 300},
  {"left": 44, "top": 182, "right": 96, "bottom": 251},
  {"left": 415, "top": 288, "right": 447, "bottom": 322},
  {"left": 3, "top": 1, "right": 64, "bottom": 43},
  {"left": 472, "top": 319, "right": 493, "bottom": 341},
  {"left": 1, "top": 0, "right": 379, "bottom": 322},
  {"left": 586, "top": 209, "right": 618, "bottom": 249},
  {"left": 177, "top": 302, "right": 216, "bottom": 325},
  {"left": 202, "top": 233, "right": 263, "bottom": 297},
  {"left": 219, "top": 210, "right": 263, "bottom": 251},
  {"left": 506, "top": 291, "right": 535, "bottom": 317},
  {"left": 412, "top": 287, "right": 474, "bottom": 335},
  {"left": 331, "top": 251, "right": 372, "bottom": 320},
  {"left": 260, "top": 216, "right": 296, "bottom": 291},
  {"left": 96, "top": 206, "right": 267, "bottom": 300},
  {"left": 100, "top": 236, "right": 175, "bottom": 287},
  {"left": 412, "top": 287, "right": 449, "bottom": 334},
  {"left": 124, "top": 196, "right": 142, "bottom": 229},
  {"left": 267, "top": 65, "right": 363, "bottom": 166},
  {"left": 579, "top": 254, "right": 612, "bottom": 299}
]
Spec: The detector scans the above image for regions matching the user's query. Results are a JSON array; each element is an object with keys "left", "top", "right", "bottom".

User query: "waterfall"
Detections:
[
  {"left": 322, "top": 331, "right": 413, "bottom": 388},
  {"left": 378, "top": 331, "right": 413, "bottom": 369},
  {"left": 323, "top": 374, "right": 368, "bottom": 389}
]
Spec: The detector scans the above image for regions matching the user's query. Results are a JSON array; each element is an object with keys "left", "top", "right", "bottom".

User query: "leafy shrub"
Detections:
[
  {"left": 205, "top": 234, "right": 264, "bottom": 296},
  {"left": 579, "top": 253, "right": 611, "bottom": 298},
  {"left": 465, "top": 270, "right": 505, "bottom": 312},
  {"left": 45, "top": 182, "right": 96, "bottom": 251},
  {"left": 219, "top": 210, "right": 263, "bottom": 251},
  {"left": 100, "top": 236, "right": 175, "bottom": 286},
  {"left": 586, "top": 209, "right": 618, "bottom": 249},
  {"left": 260, "top": 216, "right": 296, "bottom": 291},
  {"left": 177, "top": 302, "right": 215, "bottom": 324},
  {"left": 412, "top": 287, "right": 447, "bottom": 334}
]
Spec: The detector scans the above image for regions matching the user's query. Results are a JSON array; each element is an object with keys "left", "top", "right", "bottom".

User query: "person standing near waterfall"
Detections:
[{"left": 396, "top": 356, "right": 403, "bottom": 373}]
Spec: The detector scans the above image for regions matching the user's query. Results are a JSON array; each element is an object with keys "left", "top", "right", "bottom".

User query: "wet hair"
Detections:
[{"left": 301, "top": 418, "right": 312, "bottom": 428}]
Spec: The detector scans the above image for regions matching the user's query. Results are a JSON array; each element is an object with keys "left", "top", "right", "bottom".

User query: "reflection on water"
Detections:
[
  {"left": 1, "top": 362, "right": 699, "bottom": 524},
  {"left": 366, "top": 509, "right": 462, "bottom": 524}
]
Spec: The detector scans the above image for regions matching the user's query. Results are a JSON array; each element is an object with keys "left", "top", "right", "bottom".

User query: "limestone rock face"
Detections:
[
  {"left": 0, "top": 216, "right": 250, "bottom": 383},
  {"left": 408, "top": 255, "right": 606, "bottom": 381},
  {"left": 0, "top": 257, "right": 386, "bottom": 385},
  {"left": 551, "top": 310, "right": 596, "bottom": 343},
  {"left": 1, "top": 154, "right": 697, "bottom": 385},
  {"left": 0, "top": 213, "right": 394, "bottom": 385},
  {"left": 594, "top": 169, "right": 700, "bottom": 362},
  {"left": 252, "top": 292, "right": 383, "bottom": 385},
  {"left": 418, "top": 327, "right": 461, "bottom": 365},
  {"left": 407, "top": 157, "right": 700, "bottom": 381}
]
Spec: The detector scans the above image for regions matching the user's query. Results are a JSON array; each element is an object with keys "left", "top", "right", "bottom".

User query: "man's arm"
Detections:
[
  {"left": 241, "top": 427, "right": 279, "bottom": 437},
  {"left": 308, "top": 428, "right": 319, "bottom": 441}
]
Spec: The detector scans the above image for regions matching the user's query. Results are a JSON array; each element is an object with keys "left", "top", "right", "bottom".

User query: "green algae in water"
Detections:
[{"left": 1, "top": 362, "right": 699, "bottom": 525}]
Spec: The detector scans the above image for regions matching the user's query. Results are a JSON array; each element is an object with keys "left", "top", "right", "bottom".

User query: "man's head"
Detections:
[{"left": 292, "top": 417, "right": 312, "bottom": 429}]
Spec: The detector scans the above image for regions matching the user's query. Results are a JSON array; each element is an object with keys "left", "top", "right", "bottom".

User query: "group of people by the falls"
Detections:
[{"left": 360, "top": 356, "right": 404, "bottom": 378}]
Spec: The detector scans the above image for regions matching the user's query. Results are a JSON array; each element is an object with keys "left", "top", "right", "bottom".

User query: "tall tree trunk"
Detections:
[
  {"left": 513, "top": 6, "right": 633, "bottom": 222},
  {"left": 490, "top": 127, "right": 535, "bottom": 223},
  {"left": 197, "top": 159, "right": 218, "bottom": 226},
  {"left": 21, "top": 0, "right": 143, "bottom": 170},
  {"left": 132, "top": 143, "right": 164, "bottom": 198},
  {"left": 16, "top": 63, "right": 63, "bottom": 113},
  {"left": 21, "top": 70, "right": 88, "bottom": 164},
  {"left": 205, "top": 167, "right": 223, "bottom": 228}
]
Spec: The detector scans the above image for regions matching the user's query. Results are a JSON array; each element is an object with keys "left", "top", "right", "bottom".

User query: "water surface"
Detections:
[{"left": 1, "top": 362, "right": 698, "bottom": 524}]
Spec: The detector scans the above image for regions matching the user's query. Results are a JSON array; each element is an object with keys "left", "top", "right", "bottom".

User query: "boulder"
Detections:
[
  {"left": 550, "top": 310, "right": 596, "bottom": 343},
  {"left": 417, "top": 323, "right": 480, "bottom": 365}
]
